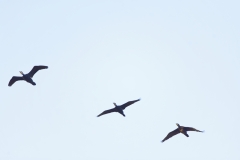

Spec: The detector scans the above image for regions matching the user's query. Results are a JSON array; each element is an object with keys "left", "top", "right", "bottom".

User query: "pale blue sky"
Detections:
[{"left": 0, "top": 1, "right": 240, "bottom": 159}]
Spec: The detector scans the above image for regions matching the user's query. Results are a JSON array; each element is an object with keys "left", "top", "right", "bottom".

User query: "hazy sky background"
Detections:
[{"left": 1, "top": 1, "right": 240, "bottom": 159}]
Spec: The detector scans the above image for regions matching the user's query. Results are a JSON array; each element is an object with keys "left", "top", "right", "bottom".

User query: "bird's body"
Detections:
[
  {"left": 176, "top": 123, "right": 189, "bottom": 137},
  {"left": 97, "top": 99, "right": 140, "bottom": 117},
  {"left": 21, "top": 72, "right": 36, "bottom": 85},
  {"left": 114, "top": 103, "right": 125, "bottom": 116},
  {"left": 8, "top": 66, "right": 48, "bottom": 86},
  {"left": 161, "top": 123, "right": 203, "bottom": 142}
]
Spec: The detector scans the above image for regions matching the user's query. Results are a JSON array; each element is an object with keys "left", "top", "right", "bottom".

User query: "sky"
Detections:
[{"left": 0, "top": 0, "right": 240, "bottom": 159}]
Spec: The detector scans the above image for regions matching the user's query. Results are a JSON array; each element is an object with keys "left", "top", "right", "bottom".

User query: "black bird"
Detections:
[
  {"left": 161, "top": 123, "right": 203, "bottom": 142},
  {"left": 97, "top": 99, "right": 140, "bottom": 117},
  {"left": 8, "top": 65, "right": 48, "bottom": 86}
]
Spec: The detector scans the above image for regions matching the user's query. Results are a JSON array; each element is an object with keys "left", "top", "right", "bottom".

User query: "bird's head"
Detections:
[
  {"left": 19, "top": 71, "right": 24, "bottom": 75},
  {"left": 113, "top": 103, "right": 117, "bottom": 107},
  {"left": 176, "top": 123, "right": 180, "bottom": 127}
]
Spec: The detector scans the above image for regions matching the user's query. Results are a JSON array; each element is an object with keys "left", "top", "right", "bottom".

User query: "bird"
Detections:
[
  {"left": 8, "top": 65, "right": 48, "bottom": 86},
  {"left": 97, "top": 99, "right": 140, "bottom": 117},
  {"left": 161, "top": 123, "right": 203, "bottom": 142}
]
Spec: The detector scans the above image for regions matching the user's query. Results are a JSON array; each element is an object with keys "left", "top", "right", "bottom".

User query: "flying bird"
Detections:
[
  {"left": 97, "top": 99, "right": 140, "bottom": 117},
  {"left": 8, "top": 65, "right": 48, "bottom": 86},
  {"left": 161, "top": 123, "right": 203, "bottom": 142}
]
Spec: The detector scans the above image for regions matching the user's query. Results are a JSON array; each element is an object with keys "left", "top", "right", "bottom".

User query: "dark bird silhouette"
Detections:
[
  {"left": 8, "top": 65, "right": 48, "bottom": 86},
  {"left": 97, "top": 99, "right": 140, "bottom": 117},
  {"left": 161, "top": 123, "right": 203, "bottom": 142}
]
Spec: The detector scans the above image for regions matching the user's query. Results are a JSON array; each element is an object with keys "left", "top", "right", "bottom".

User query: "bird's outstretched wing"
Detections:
[
  {"left": 161, "top": 129, "right": 180, "bottom": 143},
  {"left": 97, "top": 108, "right": 117, "bottom": 117},
  {"left": 8, "top": 76, "right": 24, "bottom": 86},
  {"left": 121, "top": 99, "right": 140, "bottom": 109},
  {"left": 184, "top": 127, "right": 203, "bottom": 132},
  {"left": 27, "top": 65, "right": 48, "bottom": 78}
]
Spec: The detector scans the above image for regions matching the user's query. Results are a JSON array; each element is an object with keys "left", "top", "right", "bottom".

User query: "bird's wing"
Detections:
[
  {"left": 27, "top": 65, "right": 48, "bottom": 78},
  {"left": 97, "top": 108, "right": 117, "bottom": 117},
  {"left": 121, "top": 99, "right": 140, "bottom": 109},
  {"left": 8, "top": 76, "right": 24, "bottom": 86},
  {"left": 161, "top": 129, "right": 180, "bottom": 142},
  {"left": 184, "top": 127, "right": 203, "bottom": 132}
]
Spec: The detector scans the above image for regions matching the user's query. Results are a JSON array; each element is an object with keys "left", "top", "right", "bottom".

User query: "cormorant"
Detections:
[
  {"left": 97, "top": 99, "right": 140, "bottom": 117},
  {"left": 8, "top": 65, "right": 48, "bottom": 86},
  {"left": 161, "top": 123, "right": 203, "bottom": 142}
]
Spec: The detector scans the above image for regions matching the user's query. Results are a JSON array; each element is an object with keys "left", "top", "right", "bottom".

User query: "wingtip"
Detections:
[{"left": 39, "top": 65, "right": 48, "bottom": 69}]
